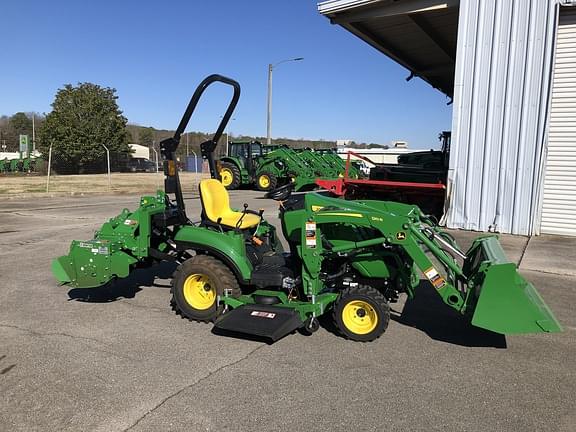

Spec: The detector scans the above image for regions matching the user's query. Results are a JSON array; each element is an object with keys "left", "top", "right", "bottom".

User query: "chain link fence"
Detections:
[{"left": 0, "top": 144, "right": 210, "bottom": 197}]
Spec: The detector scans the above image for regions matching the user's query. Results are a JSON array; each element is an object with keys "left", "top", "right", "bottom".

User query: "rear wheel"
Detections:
[
  {"left": 256, "top": 172, "right": 277, "bottom": 191},
  {"left": 219, "top": 162, "right": 241, "bottom": 190},
  {"left": 171, "top": 255, "right": 241, "bottom": 322},
  {"left": 332, "top": 285, "right": 390, "bottom": 342}
]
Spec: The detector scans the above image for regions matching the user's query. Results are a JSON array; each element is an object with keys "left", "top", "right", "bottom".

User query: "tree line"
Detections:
[
  {"left": 0, "top": 81, "right": 387, "bottom": 174},
  {"left": 0, "top": 113, "right": 44, "bottom": 152}
]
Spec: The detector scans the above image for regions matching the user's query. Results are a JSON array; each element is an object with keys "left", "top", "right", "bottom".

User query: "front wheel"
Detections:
[
  {"left": 256, "top": 172, "right": 278, "bottom": 191},
  {"left": 332, "top": 285, "right": 390, "bottom": 342},
  {"left": 171, "top": 255, "right": 241, "bottom": 322},
  {"left": 219, "top": 162, "right": 241, "bottom": 190}
]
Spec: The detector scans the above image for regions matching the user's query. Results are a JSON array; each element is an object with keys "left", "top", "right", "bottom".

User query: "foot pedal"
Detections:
[{"left": 213, "top": 304, "right": 303, "bottom": 342}]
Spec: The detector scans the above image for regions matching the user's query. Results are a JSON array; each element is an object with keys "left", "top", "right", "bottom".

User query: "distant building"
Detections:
[
  {"left": 320, "top": 0, "right": 576, "bottom": 236},
  {"left": 0, "top": 152, "right": 21, "bottom": 160},
  {"left": 337, "top": 146, "right": 412, "bottom": 164},
  {"left": 336, "top": 139, "right": 353, "bottom": 147},
  {"left": 129, "top": 144, "right": 151, "bottom": 160}
]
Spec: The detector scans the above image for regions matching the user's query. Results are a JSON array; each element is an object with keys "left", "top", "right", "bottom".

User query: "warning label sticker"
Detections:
[
  {"left": 424, "top": 267, "right": 446, "bottom": 289},
  {"left": 250, "top": 311, "right": 276, "bottom": 319},
  {"left": 305, "top": 222, "right": 317, "bottom": 248}
]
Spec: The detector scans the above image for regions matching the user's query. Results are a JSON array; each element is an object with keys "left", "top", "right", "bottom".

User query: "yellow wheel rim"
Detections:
[
  {"left": 258, "top": 175, "right": 270, "bottom": 188},
  {"left": 183, "top": 274, "right": 216, "bottom": 310},
  {"left": 341, "top": 300, "right": 378, "bottom": 335},
  {"left": 220, "top": 168, "right": 233, "bottom": 187}
]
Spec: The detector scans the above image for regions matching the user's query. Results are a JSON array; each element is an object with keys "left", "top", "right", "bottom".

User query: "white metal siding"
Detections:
[
  {"left": 446, "top": 0, "right": 560, "bottom": 235},
  {"left": 541, "top": 7, "right": 576, "bottom": 235}
]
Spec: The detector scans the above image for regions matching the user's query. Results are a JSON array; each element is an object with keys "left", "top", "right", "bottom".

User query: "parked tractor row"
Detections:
[
  {"left": 0, "top": 156, "right": 38, "bottom": 173},
  {"left": 217, "top": 141, "right": 360, "bottom": 192}
]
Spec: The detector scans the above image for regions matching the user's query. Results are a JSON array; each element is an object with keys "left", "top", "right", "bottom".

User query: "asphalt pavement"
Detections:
[{"left": 0, "top": 190, "right": 574, "bottom": 432}]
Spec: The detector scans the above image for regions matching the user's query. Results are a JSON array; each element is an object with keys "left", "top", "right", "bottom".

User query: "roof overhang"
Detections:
[{"left": 318, "top": 0, "right": 460, "bottom": 97}]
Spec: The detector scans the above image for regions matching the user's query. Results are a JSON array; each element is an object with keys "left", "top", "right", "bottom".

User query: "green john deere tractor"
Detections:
[
  {"left": 217, "top": 141, "right": 304, "bottom": 191},
  {"left": 218, "top": 142, "right": 357, "bottom": 192},
  {"left": 52, "top": 75, "right": 561, "bottom": 342},
  {"left": 0, "top": 158, "right": 10, "bottom": 173}
]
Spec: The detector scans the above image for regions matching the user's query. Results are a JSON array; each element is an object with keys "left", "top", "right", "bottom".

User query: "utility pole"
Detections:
[
  {"left": 220, "top": 116, "right": 236, "bottom": 156},
  {"left": 32, "top": 113, "right": 36, "bottom": 153},
  {"left": 266, "top": 57, "right": 303, "bottom": 145},
  {"left": 267, "top": 63, "right": 273, "bottom": 145}
]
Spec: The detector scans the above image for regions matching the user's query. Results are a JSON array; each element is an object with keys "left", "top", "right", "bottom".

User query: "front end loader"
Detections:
[{"left": 53, "top": 75, "right": 561, "bottom": 342}]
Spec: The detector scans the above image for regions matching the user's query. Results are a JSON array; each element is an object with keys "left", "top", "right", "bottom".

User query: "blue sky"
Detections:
[{"left": 0, "top": 1, "right": 452, "bottom": 148}]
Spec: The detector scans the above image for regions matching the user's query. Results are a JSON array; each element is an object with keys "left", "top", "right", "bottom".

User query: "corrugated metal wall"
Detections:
[
  {"left": 541, "top": 7, "right": 576, "bottom": 235},
  {"left": 446, "top": 0, "right": 560, "bottom": 235}
]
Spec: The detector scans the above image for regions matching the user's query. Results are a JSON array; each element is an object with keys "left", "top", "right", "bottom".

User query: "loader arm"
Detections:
[
  {"left": 373, "top": 216, "right": 562, "bottom": 334},
  {"left": 295, "top": 193, "right": 561, "bottom": 335}
]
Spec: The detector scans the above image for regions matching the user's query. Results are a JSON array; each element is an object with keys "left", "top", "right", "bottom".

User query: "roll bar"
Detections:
[{"left": 160, "top": 74, "right": 241, "bottom": 218}]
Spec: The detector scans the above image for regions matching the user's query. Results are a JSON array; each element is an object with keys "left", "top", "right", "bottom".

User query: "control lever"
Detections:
[{"left": 235, "top": 203, "right": 249, "bottom": 230}]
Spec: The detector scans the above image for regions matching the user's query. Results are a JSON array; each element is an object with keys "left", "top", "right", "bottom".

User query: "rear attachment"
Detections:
[
  {"left": 52, "top": 192, "right": 168, "bottom": 289},
  {"left": 52, "top": 239, "right": 137, "bottom": 288}
]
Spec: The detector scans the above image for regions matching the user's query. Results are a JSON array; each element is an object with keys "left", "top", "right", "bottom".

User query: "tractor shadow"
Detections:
[
  {"left": 391, "top": 281, "right": 507, "bottom": 348},
  {"left": 211, "top": 327, "right": 277, "bottom": 345},
  {"left": 67, "top": 261, "right": 177, "bottom": 303}
]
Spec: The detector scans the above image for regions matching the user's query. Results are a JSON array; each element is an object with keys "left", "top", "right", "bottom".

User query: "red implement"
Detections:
[{"left": 315, "top": 151, "right": 446, "bottom": 217}]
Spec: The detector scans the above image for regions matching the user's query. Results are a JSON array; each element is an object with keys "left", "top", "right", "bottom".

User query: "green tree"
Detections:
[
  {"left": 38, "top": 83, "right": 129, "bottom": 173},
  {"left": 138, "top": 127, "right": 154, "bottom": 146},
  {"left": 125, "top": 128, "right": 134, "bottom": 143},
  {"left": 10, "top": 112, "right": 33, "bottom": 137}
]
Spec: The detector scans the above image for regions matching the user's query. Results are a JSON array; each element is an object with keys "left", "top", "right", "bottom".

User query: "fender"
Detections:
[{"left": 173, "top": 225, "right": 253, "bottom": 283}]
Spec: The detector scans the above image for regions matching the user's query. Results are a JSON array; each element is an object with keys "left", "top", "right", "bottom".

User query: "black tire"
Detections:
[
  {"left": 219, "top": 162, "right": 241, "bottom": 190},
  {"left": 332, "top": 285, "right": 390, "bottom": 342},
  {"left": 171, "top": 255, "right": 241, "bottom": 322},
  {"left": 299, "top": 317, "right": 320, "bottom": 336},
  {"left": 256, "top": 172, "right": 278, "bottom": 191}
]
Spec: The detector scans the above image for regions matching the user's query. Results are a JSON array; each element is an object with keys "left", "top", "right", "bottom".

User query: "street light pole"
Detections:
[
  {"left": 266, "top": 57, "right": 303, "bottom": 145},
  {"left": 32, "top": 114, "right": 36, "bottom": 154},
  {"left": 220, "top": 116, "right": 236, "bottom": 156},
  {"left": 227, "top": 117, "right": 236, "bottom": 156},
  {"left": 267, "top": 63, "right": 273, "bottom": 145}
]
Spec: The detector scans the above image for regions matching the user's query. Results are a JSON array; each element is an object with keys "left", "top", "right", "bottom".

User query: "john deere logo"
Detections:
[{"left": 396, "top": 232, "right": 406, "bottom": 240}]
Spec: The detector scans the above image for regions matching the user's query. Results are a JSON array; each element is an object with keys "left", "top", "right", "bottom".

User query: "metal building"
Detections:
[{"left": 319, "top": 0, "right": 576, "bottom": 236}]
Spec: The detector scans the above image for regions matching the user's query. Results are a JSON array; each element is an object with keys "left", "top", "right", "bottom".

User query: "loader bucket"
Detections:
[{"left": 463, "top": 236, "right": 562, "bottom": 335}]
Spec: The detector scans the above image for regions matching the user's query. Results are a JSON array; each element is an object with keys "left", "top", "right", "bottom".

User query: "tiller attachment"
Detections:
[
  {"left": 52, "top": 239, "right": 137, "bottom": 288},
  {"left": 463, "top": 236, "right": 562, "bottom": 334},
  {"left": 52, "top": 193, "right": 168, "bottom": 289}
]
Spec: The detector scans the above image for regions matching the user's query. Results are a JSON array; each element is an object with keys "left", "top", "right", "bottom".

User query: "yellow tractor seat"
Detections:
[{"left": 199, "top": 179, "right": 261, "bottom": 229}]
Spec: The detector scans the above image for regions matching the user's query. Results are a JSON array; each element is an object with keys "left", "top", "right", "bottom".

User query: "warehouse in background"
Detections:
[{"left": 319, "top": 0, "right": 576, "bottom": 236}]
